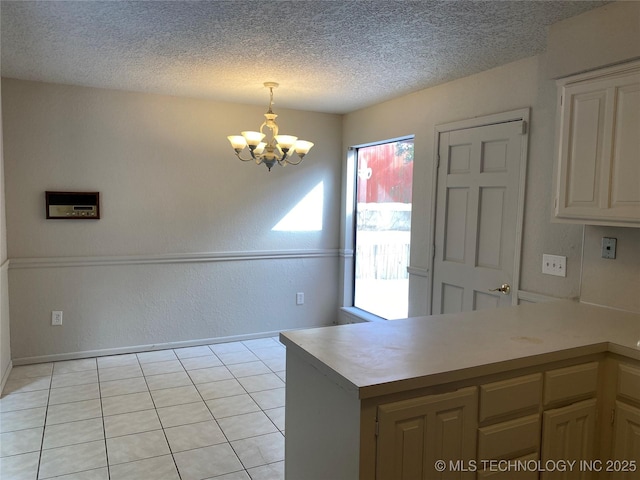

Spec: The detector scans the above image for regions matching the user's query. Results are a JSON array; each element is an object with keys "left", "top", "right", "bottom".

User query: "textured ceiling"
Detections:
[{"left": 1, "top": 0, "right": 608, "bottom": 114}]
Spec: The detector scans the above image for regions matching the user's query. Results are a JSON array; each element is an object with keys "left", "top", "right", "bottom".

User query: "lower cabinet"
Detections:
[
  {"left": 612, "top": 402, "right": 640, "bottom": 470},
  {"left": 375, "top": 365, "right": 601, "bottom": 480},
  {"left": 477, "top": 453, "right": 540, "bottom": 480},
  {"left": 286, "top": 349, "right": 640, "bottom": 480},
  {"left": 610, "top": 362, "right": 640, "bottom": 480},
  {"left": 541, "top": 398, "right": 598, "bottom": 480},
  {"left": 376, "top": 387, "right": 478, "bottom": 480}
]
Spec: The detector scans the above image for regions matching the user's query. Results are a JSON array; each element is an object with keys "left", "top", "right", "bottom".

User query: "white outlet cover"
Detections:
[
  {"left": 52, "top": 311, "right": 63, "bottom": 326},
  {"left": 542, "top": 254, "right": 567, "bottom": 277}
]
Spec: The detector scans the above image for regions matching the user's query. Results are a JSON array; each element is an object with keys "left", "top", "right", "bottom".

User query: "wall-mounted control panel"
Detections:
[
  {"left": 46, "top": 191, "right": 100, "bottom": 219},
  {"left": 601, "top": 237, "right": 617, "bottom": 259}
]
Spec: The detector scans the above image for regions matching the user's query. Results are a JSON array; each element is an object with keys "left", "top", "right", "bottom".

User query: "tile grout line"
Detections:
[
  {"left": 198, "top": 344, "right": 251, "bottom": 476},
  {"left": 34, "top": 367, "right": 52, "bottom": 480},
  {"left": 3, "top": 341, "right": 286, "bottom": 479},
  {"left": 141, "top": 350, "right": 183, "bottom": 480},
  {"left": 97, "top": 358, "right": 112, "bottom": 480}
]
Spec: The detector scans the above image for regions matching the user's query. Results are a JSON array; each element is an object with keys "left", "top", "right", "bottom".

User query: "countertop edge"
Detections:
[
  {"left": 281, "top": 301, "right": 640, "bottom": 400},
  {"left": 280, "top": 333, "right": 361, "bottom": 396}
]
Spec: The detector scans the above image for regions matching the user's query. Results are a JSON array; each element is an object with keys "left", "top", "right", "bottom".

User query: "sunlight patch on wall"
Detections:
[{"left": 272, "top": 181, "right": 324, "bottom": 232}]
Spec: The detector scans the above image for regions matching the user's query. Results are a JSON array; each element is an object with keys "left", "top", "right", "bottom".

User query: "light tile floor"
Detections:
[{"left": 0, "top": 337, "right": 286, "bottom": 480}]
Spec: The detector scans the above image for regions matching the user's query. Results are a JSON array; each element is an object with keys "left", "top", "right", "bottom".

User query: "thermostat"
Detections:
[{"left": 46, "top": 191, "right": 100, "bottom": 219}]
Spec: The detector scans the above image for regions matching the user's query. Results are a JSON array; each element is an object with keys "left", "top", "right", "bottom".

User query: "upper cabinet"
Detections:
[{"left": 554, "top": 60, "right": 640, "bottom": 227}]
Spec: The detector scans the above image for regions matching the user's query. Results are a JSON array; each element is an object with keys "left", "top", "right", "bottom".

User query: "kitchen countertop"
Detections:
[{"left": 280, "top": 300, "right": 640, "bottom": 399}]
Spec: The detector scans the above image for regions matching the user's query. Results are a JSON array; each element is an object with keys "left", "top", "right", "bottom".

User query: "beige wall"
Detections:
[
  {"left": 0, "top": 82, "right": 11, "bottom": 385},
  {"left": 2, "top": 80, "right": 342, "bottom": 361},
  {"left": 343, "top": 55, "right": 583, "bottom": 316},
  {"left": 545, "top": 2, "right": 640, "bottom": 80},
  {"left": 581, "top": 226, "right": 640, "bottom": 313},
  {"left": 549, "top": 1, "right": 640, "bottom": 314},
  {"left": 342, "top": 1, "right": 640, "bottom": 316}
]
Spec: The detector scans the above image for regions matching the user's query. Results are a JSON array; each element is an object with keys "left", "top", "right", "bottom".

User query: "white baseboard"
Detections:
[
  {"left": 517, "top": 290, "right": 563, "bottom": 304},
  {"left": 12, "top": 331, "right": 286, "bottom": 366},
  {"left": 1, "top": 360, "right": 13, "bottom": 395},
  {"left": 338, "top": 307, "right": 387, "bottom": 324}
]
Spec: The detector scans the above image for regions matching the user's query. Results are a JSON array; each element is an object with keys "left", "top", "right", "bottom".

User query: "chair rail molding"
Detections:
[{"left": 9, "top": 248, "right": 339, "bottom": 269}]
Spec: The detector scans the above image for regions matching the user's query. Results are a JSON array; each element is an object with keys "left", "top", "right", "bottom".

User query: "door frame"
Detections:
[{"left": 427, "top": 108, "right": 530, "bottom": 314}]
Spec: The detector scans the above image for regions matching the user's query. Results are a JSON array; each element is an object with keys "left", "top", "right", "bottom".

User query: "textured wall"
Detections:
[{"left": 3, "top": 80, "right": 342, "bottom": 361}]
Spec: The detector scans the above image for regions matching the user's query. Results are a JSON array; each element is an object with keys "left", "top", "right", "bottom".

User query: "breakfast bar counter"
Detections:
[{"left": 280, "top": 301, "right": 640, "bottom": 479}]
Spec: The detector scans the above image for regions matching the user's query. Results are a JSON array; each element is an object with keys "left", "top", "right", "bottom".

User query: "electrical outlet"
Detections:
[
  {"left": 51, "top": 311, "right": 63, "bottom": 326},
  {"left": 542, "top": 254, "right": 567, "bottom": 277},
  {"left": 296, "top": 292, "right": 304, "bottom": 305}
]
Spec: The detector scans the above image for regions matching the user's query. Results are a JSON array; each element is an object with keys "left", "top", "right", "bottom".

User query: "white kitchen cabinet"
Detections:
[
  {"left": 541, "top": 398, "right": 598, "bottom": 480},
  {"left": 477, "top": 373, "right": 542, "bottom": 477},
  {"left": 554, "top": 60, "right": 640, "bottom": 227},
  {"left": 611, "top": 363, "right": 640, "bottom": 479},
  {"left": 540, "top": 363, "right": 599, "bottom": 479},
  {"left": 376, "top": 387, "right": 477, "bottom": 480},
  {"left": 612, "top": 401, "right": 640, "bottom": 479}
]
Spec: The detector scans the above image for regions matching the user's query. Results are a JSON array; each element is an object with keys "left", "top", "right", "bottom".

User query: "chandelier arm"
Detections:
[
  {"left": 234, "top": 151, "right": 257, "bottom": 162},
  {"left": 283, "top": 155, "right": 305, "bottom": 166}
]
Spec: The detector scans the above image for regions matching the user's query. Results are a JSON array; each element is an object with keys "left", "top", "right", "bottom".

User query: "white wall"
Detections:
[
  {"left": 342, "top": 1, "right": 640, "bottom": 316},
  {"left": 2, "top": 80, "right": 342, "bottom": 361},
  {"left": 0, "top": 81, "right": 11, "bottom": 386}
]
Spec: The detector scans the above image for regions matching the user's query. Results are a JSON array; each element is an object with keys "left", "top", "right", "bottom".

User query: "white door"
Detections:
[{"left": 432, "top": 118, "right": 526, "bottom": 314}]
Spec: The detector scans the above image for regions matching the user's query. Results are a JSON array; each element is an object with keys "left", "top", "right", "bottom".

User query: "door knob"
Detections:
[{"left": 489, "top": 284, "right": 511, "bottom": 295}]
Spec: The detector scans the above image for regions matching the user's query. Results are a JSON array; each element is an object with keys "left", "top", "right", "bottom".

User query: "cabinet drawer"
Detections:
[
  {"left": 544, "top": 362, "right": 598, "bottom": 406},
  {"left": 618, "top": 363, "right": 640, "bottom": 402},
  {"left": 478, "top": 414, "right": 540, "bottom": 461},
  {"left": 477, "top": 453, "right": 539, "bottom": 479},
  {"left": 480, "top": 373, "right": 542, "bottom": 423}
]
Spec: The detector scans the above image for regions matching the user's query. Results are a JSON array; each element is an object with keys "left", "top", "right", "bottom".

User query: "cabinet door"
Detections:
[
  {"left": 376, "top": 387, "right": 477, "bottom": 480},
  {"left": 555, "top": 61, "right": 640, "bottom": 226},
  {"left": 541, "top": 398, "right": 597, "bottom": 480},
  {"left": 611, "top": 401, "right": 640, "bottom": 480}
]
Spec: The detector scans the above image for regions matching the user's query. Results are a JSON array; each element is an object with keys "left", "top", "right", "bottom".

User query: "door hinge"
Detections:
[
  {"left": 560, "top": 95, "right": 564, "bottom": 107},
  {"left": 611, "top": 408, "right": 616, "bottom": 426},
  {"left": 432, "top": 244, "right": 436, "bottom": 261},
  {"left": 521, "top": 120, "right": 527, "bottom": 135},
  {"left": 375, "top": 421, "right": 379, "bottom": 436},
  {"left": 436, "top": 154, "right": 440, "bottom": 169}
]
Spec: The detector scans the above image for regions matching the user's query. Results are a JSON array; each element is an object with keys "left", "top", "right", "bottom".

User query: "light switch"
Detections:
[{"left": 542, "top": 254, "right": 567, "bottom": 277}]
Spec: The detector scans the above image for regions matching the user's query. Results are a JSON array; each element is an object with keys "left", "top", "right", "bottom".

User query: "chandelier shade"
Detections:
[{"left": 227, "top": 82, "right": 313, "bottom": 171}]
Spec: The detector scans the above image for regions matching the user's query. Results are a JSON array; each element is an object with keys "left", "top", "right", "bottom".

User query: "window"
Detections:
[{"left": 353, "top": 138, "right": 414, "bottom": 319}]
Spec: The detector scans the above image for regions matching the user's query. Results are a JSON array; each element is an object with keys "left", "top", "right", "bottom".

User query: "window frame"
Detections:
[{"left": 339, "top": 135, "right": 415, "bottom": 322}]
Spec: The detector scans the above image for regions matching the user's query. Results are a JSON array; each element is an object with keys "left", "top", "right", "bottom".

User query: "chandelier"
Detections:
[{"left": 227, "top": 82, "right": 314, "bottom": 171}]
